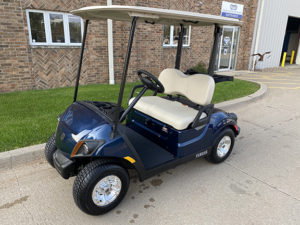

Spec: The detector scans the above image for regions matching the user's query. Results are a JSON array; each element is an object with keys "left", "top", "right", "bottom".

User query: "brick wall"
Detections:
[
  {"left": 22, "top": 0, "right": 109, "bottom": 89},
  {"left": 113, "top": 0, "right": 214, "bottom": 82},
  {"left": 0, "top": 0, "right": 258, "bottom": 93},
  {"left": 113, "top": 0, "right": 259, "bottom": 81},
  {"left": 0, "top": 0, "right": 34, "bottom": 92}
]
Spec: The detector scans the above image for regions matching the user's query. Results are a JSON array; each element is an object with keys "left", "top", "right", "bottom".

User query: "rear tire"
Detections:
[
  {"left": 44, "top": 133, "right": 57, "bottom": 167},
  {"left": 207, "top": 128, "right": 235, "bottom": 164},
  {"left": 73, "top": 160, "right": 130, "bottom": 215}
]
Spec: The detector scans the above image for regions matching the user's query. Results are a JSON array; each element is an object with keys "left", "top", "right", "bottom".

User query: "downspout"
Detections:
[
  {"left": 249, "top": 0, "right": 265, "bottom": 70},
  {"left": 107, "top": 0, "right": 115, "bottom": 84}
]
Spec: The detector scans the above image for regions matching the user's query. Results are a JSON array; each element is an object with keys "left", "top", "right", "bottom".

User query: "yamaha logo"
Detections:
[
  {"left": 196, "top": 150, "right": 208, "bottom": 158},
  {"left": 60, "top": 132, "right": 65, "bottom": 141},
  {"left": 230, "top": 4, "right": 238, "bottom": 10}
]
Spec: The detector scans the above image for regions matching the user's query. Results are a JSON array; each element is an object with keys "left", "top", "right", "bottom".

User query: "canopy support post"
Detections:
[
  {"left": 111, "top": 16, "right": 138, "bottom": 138},
  {"left": 175, "top": 24, "right": 185, "bottom": 70},
  {"left": 208, "top": 25, "right": 222, "bottom": 76},
  {"left": 73, "top": 19, "right": 89, "bottom": 102}
]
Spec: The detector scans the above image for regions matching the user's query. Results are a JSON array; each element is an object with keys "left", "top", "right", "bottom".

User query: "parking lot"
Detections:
[
  {"left": 1, "top": 68, "right": 300, "bottom": 225},
  {"left": 234, "top": 65, "right": 300, "bottom": 90}
]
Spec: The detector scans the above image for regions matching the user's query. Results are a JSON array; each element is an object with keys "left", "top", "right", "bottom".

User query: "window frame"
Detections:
[
  {"left": 26, "top": 9, "right": 84, "bottom": 46},
  {"left": 163, "top": 25, "right": 191, "bottom": 47}
]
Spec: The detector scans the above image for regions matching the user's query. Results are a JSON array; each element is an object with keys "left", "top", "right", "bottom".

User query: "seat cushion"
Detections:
[
  {"left": 130, "top": 96, "right": 206, "bottom": 130},
  {"left": 158, "top": 69, "right": 215, "bottom": 106}
]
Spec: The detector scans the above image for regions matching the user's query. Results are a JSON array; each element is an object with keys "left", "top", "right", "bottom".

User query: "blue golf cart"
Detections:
[{"left": 45, "top": 5, "right": 241, "bottom": 215}]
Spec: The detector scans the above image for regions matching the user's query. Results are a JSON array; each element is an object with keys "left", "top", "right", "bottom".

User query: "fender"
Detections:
[
  {"left": 91, "top": 128, "right": 146, "bottom": 180},
  {"left": 210, "top": 111, "right": 239, "bottom": 138}
]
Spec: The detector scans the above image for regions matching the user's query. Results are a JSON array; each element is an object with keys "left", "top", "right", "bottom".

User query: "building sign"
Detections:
[{"left": 221, "top": 1, "right": 244, "bottom": 19}]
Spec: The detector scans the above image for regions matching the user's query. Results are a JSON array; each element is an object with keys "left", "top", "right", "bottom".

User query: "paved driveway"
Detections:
[
  {"left": 1, "top": 68, "right": 300, "bottom": 225},
  {"left": 233, "top": 65, "right": 300, "bottom": 90}
]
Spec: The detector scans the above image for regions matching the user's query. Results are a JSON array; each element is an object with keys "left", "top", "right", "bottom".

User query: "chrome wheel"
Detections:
[
  {"left": 216, "top": 136, "right": 232, "bottom": 158},
  {"left": 92, "top": 175, "right": 122, "bottom": 206}
]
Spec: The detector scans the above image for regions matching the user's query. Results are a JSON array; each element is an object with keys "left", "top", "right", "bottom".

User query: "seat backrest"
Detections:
[{"left": 158, "top": 68, "right": 215, "bottom": 106}]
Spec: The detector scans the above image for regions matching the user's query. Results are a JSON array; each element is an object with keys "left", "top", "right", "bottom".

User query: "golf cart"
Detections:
[{"left": 45, "top": 5, "right": 241, "bottom": 215}]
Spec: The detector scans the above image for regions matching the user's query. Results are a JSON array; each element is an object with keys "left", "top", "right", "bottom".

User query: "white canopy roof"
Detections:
[{"left": 71, "top": 5, "right": 242, "bottom": 27}]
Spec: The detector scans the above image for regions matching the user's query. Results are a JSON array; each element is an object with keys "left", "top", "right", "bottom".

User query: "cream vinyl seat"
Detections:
[{"left": 131, "top": 69, "right": 215, "bottom": 130}]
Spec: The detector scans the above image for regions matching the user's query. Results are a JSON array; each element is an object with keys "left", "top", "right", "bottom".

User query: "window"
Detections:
[
  {"left": 28, "top": 12, "right": 46, "bottom": 43},
  {"left": 163, "top": 25, "right": 191, "bottom": 47},
  {"left": 26, "top": 10, "right": 83, "bottom": 46},
  {"left": 50, "top": 13, "right": 65, "bottom": 43},
  {"left": 69, "top": 15, "right": 82, "bottom": 43}
]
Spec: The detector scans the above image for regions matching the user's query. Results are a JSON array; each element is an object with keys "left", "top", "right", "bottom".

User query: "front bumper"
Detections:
[
  {"left": 236, "top": 125, "right": 241, "bottom": 136},
  {"left": 228, "top": 113, "right": 240, "bottom": 136},
  {"left": 53, "top": 149, "right": 75, "bottom": 179}
]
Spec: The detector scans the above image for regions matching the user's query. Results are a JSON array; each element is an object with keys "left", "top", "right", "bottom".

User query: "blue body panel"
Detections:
[
  {"left": 126, "top": 109, "right": 233, "bottom": 158},
  {"left": 55, "top": 102, "right": 135, "bottom": 160},
  {"left": 55, "top": 101, "right": 237, "bottom": 180}
]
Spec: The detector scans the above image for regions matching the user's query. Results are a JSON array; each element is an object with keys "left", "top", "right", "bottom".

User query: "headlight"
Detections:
[
  {"left": 71, "top": 140, "right": 106, "bottom": 157},
  {"left": 81, "top": 143, "right": 89, "bottom": 155}
]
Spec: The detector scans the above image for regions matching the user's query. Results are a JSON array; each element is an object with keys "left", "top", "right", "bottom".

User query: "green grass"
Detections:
[{"left": 0, "top": 79, "right": 259, "bottom": 152}]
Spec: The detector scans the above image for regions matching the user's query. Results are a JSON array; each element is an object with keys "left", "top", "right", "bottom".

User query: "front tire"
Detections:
[
  {"left": 73, "top": 160, "right": 129, "bottom": 215},
  {"left": 44, "top": 133, "right": 57, "bottom": 167},
  {"left": 207, "top": 128, "right": 235, "bottom": 164}
]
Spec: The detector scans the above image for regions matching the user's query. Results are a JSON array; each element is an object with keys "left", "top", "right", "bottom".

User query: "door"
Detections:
[{"left": 217, "top": 26, "right": 239, "bottom": 71}]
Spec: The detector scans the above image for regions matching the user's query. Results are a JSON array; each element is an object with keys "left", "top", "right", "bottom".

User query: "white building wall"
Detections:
[
  {"left": 250, "top": 0, "right": 300, "bottom": 70},
  {"left": 287, "top": 0, "right": 300, "bottom": 17}
]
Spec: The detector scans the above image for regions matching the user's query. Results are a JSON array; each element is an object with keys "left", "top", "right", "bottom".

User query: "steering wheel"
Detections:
[{"left": 137, "top": 69, "right": 164, "bottom": 93}]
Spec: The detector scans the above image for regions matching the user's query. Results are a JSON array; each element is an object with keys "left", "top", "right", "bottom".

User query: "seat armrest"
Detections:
[
  {"left": 128, "top": 84, "right": 144, "bottom": 104},
  {"left": 121, "top": 87, "right": 148, "bottom": 122},
  {"left": 128, "top": 84, "right": 157, "bottom": 104},
  {"left": 191, "top": 104, "right": 214, "bottom": 128}
]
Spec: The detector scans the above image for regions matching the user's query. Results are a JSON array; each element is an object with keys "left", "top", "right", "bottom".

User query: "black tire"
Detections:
[
  {"left": 207, "top": 128, "right": 235, "bottom": 164},
  {"left": 73, "top": 160, "right": 130, "bottom": 215},
  {"left": 44, "top": 133, "right": 57, "bottom": 167}
]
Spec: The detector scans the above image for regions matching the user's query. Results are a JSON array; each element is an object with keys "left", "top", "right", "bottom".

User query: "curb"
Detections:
[
  {"left": 215, "top": 82, "right": 267, "bottom": 110},
  {"left": 0, "top": 81, "right": 267, "bottom": 170},
  {"left": 0, "top": 144, "right": 45, "bottom": 170}
]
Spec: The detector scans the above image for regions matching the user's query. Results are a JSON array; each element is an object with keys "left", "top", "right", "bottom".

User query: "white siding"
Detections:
[
  {"left": 251, "top": 0, "right": 300, "bottom": 69},
  {"left": 288, "top": 0, "right": 300, "bottom": 17}
]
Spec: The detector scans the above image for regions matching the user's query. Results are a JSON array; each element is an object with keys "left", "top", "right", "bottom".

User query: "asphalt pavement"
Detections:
[{"left": 1, "top": 68, "right": 300, "bottom": 225}]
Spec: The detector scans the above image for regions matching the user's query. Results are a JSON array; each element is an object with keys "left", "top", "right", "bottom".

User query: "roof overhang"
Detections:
[{"left": 71, "top": 5, "right": 242, "bottom": 27}]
